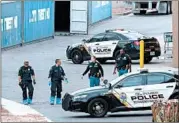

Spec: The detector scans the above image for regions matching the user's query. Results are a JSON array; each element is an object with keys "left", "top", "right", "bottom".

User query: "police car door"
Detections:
[
  {"left": 143, "top": 73, "right": 176, "bottom": 107},
  {"left": 99, "top": 33, "right": 120, "bottom": 58},
  {"left": 84, "top": 33, "right": 106, "bottom": 57},
  {"left": 112, "top": 74, "right": 145, "bottom": 108}
]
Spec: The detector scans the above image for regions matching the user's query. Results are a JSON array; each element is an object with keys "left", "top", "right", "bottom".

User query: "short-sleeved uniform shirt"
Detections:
[{"left": 18, "top": 66, "right": 35, "bottom": 81}]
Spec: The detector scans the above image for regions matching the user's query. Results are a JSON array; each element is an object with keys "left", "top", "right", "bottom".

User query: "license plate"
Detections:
[{"left": 150, "top": 51, "right": 155, "bottom": 56}]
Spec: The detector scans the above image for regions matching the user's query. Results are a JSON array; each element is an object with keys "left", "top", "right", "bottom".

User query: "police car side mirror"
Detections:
[{"left": 103, "top": 79, "right": 108, "bottom": 85}]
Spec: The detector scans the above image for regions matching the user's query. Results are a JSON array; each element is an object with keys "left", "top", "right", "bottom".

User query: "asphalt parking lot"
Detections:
[{"left": 2, "top": 14, "right": 173, "bottom": 122}]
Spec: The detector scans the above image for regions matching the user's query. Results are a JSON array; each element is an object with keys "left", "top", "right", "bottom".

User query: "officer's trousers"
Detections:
[
  {"left": 118, "top": 69, "right": 128, "bottom": 76},
  {"left": 89, "top": 76, "right": 100, "bottom": 87},
  {"left": 51, "top": 80, "right": 62, "bottom": 98},
  {"left": 20, "top": 81, "right": 34, "bottom": 100}
]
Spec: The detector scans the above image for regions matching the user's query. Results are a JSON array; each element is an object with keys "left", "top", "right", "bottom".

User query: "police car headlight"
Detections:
[{"left": 73, "top": 95, "right": 87, "bottom": 100}]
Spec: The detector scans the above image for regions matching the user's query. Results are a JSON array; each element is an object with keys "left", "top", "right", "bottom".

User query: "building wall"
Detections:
[
  {"left": 88, "top": 1, "right": 112, "bottom": 25},
  {"left": 172, "top": 1, "right": 179, "bottom": 68},
  {"left": 24, "top": 0, "right": 54, "bottom": 43}
]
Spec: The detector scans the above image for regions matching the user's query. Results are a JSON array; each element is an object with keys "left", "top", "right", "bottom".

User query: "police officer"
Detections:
[
  {"left": 48, "top": 59, "right": 66, "bottom": 105},
  {"left": 113, "top": 49, "right": 131, "bottom": 76},
  {"left": 82, "top": 56, "right": 104, "bottom": 87},
  {"left": 18, "top": 61, "right": 36, "bottom": 105}
]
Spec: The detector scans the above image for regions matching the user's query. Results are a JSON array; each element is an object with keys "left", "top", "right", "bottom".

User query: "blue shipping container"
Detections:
[
  {"left": 91, "top": 1, "right": 112, "bottom": 24},
  {"left": 1, "top": 1, "right": 22, "bottom": 48},
  {"left": 24, "top": 0, "right": 54, "bottom": 42}
]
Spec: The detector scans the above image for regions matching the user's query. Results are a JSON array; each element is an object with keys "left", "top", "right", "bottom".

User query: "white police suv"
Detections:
[
  {"left": 62, "top": 69, "right": 179, "bottom": 117},
  {"left": 66, "top": 29, "right": 161, "bottom": 64}
]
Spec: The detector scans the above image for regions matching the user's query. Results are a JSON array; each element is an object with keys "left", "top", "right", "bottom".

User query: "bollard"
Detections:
[{"left": 140, "top": 40, "right": 144, "bottom": 68}]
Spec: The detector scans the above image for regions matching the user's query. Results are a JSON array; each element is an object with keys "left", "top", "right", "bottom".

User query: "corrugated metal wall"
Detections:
[
  {"left": 1, "top": 1, "right": 22, "bottom": 48},
  {"left": 24, "top": 0, "right": 54, "bottom": 42},
  {"left": 1, "top": 1, "right": 112, "bottom": 48},
  {"left": 89, "top": 1, "right": 112, "bottom": 24}
]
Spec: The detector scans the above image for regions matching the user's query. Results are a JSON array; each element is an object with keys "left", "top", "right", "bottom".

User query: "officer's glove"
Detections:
[
  {"left": 33, "top": 80, "right": 36, "bottom": 85},
  {"left": 64, "top": 77, "right": 69, "bottom": 84},
  {"left": 48, "top": 81, "right": 51, "bottom": 86}
]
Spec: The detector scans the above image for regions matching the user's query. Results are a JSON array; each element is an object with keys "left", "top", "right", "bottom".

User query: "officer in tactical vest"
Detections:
[
  {"left": 113, "top": 49, "right": 131, "bottom": 76},
  {"left": 18, "top": 61, "right": 36, "bottom": 105},
  {"left": 82, "top": 56, "right": 104, "bottom": 87},
  {"left": 48, "top": 59, "right": 66, "bottom": 105}
]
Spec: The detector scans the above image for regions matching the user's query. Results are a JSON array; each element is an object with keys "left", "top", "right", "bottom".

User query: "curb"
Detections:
[
  {"left": 114, "top": 11, "right": 132, "bottom": 16},
  {"left": 1, "top": 98, "right": 52, "bottom": 122}
]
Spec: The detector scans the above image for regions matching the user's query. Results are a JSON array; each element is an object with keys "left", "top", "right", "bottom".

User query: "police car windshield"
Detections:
[
  {"left": 122, "top": 32, "right": 148, "bottom": 40},
  {"left": 109, "top": 74, "right": 129, "bottom": 86}
]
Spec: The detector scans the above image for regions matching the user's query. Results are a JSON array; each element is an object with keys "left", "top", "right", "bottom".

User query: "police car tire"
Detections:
[
  {"left": 71, "top": 49, "right": 84, "bottom": 64},
  {"left": 144, "top": 57, "right": 153, "bottom": 64},
  {"left": 88, "top": 98, "right": 108, "bottom": 117}
]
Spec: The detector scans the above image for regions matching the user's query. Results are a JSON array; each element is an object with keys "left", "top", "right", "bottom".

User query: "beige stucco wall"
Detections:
[{"left": 172, "top": 1, "right": 179, "bottom": 68}]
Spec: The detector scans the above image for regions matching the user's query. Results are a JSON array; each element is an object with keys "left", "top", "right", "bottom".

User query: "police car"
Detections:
[
  {"left": 62, "top": 69, "right": 179, "bottom": 117},
  {"left": 66, "top": 29, "right": 161, "bottom": 64}
]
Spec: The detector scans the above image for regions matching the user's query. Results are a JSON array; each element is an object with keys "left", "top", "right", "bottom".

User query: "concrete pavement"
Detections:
[{"left": 1, "top": 98, "right": 52, "bottom": 122}]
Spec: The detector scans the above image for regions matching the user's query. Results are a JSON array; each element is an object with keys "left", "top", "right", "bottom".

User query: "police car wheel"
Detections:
[
  {"left": 71, "top": 50, "right": 84, "bottom": 64},
  {"left": 88, "top": 98, "right": 108, "bottom": 117},
  {"left": 144, "top": 57, "right": 153, "bottom": 64}
]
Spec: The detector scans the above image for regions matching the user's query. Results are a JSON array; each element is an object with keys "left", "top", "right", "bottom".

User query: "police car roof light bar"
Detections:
[
  {"left": 137, "top": 68, "right": 149, "bottom": 73},
  {"left": 105, "top": 29, "right": 124, "bottom": 32}
]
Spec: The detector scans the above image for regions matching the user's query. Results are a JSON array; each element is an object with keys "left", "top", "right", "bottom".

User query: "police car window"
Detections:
[
  {"left": 103, "top": 34, "right": 121, "bottom": 41},
  {"left": 89, "top": 34, "right": 105, "bottom": 43},
  {"left": 118, "top": 76, "right": 143, "bottom": 87},
  {"left": 147, "top": 74, "right": 165, "bottom": 85},
  {"left": 122, "top": 32, "right": 147, "bottom": 40},
  {"left": 164, "top": 75, "right": 176, "bottom": 83}
]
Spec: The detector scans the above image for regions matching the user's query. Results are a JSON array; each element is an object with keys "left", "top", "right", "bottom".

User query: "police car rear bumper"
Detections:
[{"left": 62, "top": 93, "right": 87, "bottom": 112}]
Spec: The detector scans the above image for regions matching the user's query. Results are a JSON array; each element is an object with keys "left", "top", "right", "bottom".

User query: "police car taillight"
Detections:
[{"left": 134, "top": 41, "right": 140, "bottom": 46}]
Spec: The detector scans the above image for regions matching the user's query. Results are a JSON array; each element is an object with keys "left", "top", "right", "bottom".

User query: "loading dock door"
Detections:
[{"left": 70, "top": 1, "right": 88, "bottom": 34}]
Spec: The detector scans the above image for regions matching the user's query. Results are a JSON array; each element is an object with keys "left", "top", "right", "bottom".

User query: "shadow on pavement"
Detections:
[{"left": 68, "top": 113, "right": 152, "bottom": 118}]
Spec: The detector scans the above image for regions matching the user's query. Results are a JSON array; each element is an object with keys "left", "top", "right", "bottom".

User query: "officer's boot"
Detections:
[
  {"left": 50, "top": 96, "right": 55, "bottom": 105},
  {"left": 28, "top": 98, "right": 32, "bottom": 104},
  {"left": 23, "top": 99, "right": 28, "bottom": 105},
  {"left": 56, "top": 98, "right": 62, "bottom": 105}
]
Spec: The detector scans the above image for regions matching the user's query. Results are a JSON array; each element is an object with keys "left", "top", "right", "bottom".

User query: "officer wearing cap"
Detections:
[
  {"left": 113, "top": 49, "right": 131, "bottom": 76},
  {"left": 18, "top": 61, "right": 36, "bottom": 105}
]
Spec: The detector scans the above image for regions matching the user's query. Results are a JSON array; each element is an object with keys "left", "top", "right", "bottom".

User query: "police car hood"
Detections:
[
  {"left": 71, "top": 42, "right": 83, "bottom": 48},
  {"left": 71, "top": 86, "right": 108, "bottom": 96}
]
